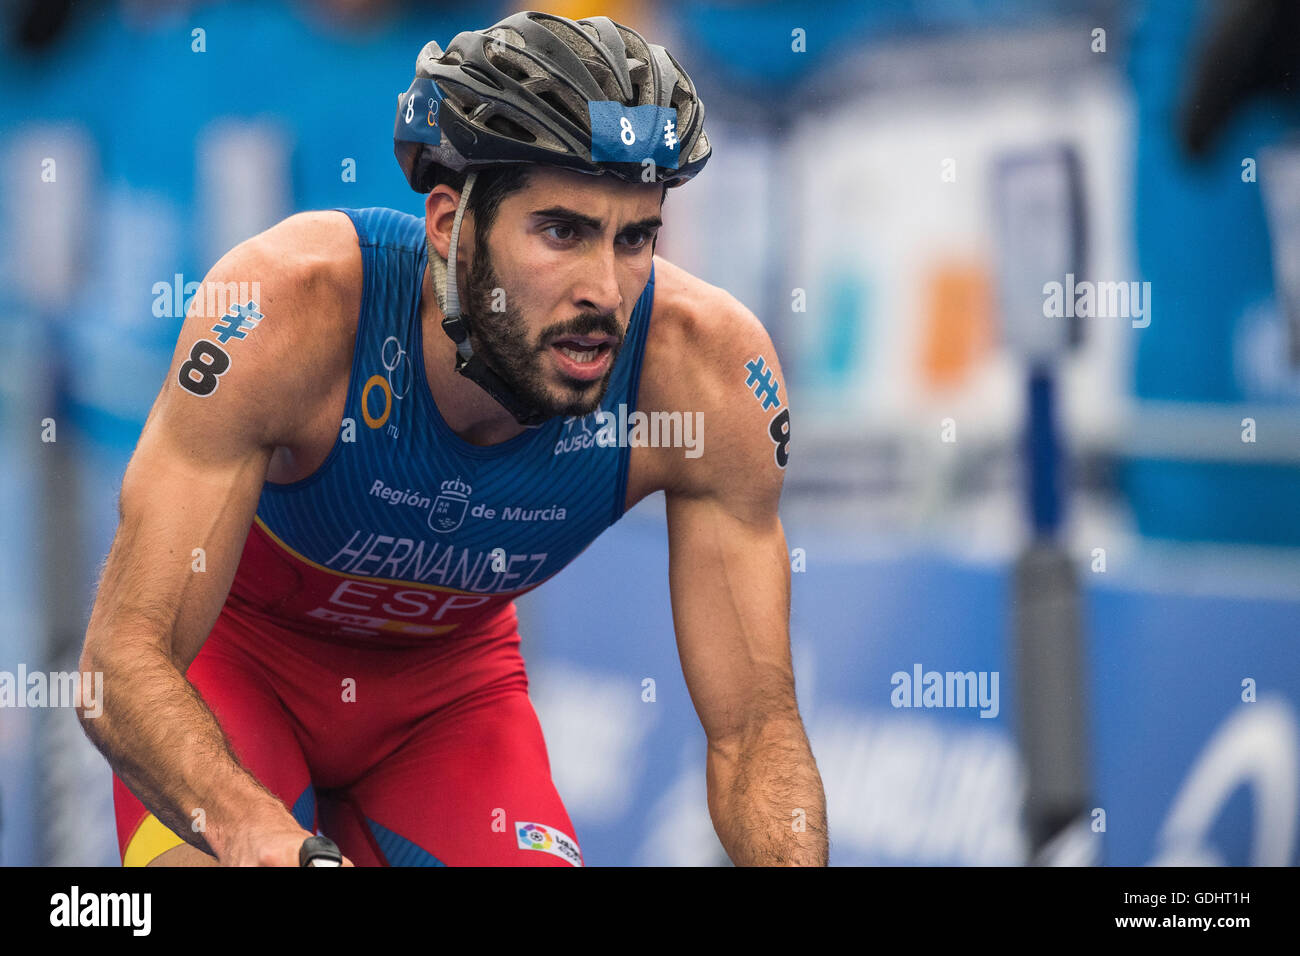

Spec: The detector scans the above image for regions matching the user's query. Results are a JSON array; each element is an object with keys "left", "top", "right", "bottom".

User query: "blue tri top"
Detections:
[{"left": 240, "top": 207, "right": 653, "bottom": 636}]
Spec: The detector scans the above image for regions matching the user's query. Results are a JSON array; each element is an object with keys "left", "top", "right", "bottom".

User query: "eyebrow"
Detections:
[{"left": 530, "top": 205, "right": 663, "bottom": 234}]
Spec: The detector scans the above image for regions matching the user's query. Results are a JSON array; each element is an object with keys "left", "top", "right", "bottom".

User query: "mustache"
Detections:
[{"left": 539, "top": 312, "right": 622, "bottom": 346}]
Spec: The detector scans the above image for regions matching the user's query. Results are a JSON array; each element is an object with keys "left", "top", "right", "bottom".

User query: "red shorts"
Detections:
[{"left": 113, "top": 601, "right": 582, "bottom": 866}]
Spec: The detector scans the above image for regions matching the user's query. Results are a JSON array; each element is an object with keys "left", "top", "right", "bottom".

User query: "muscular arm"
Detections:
[
  {"left": 76, "top": 213, "right": 352, "bottom": 863},
  {"left": 661, "top": 289, "right": 827, "bottom": 866}
]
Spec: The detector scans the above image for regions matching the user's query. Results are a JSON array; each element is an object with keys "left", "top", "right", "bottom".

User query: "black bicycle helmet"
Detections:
[{"left": 394, "top": 10, "right": 710, "bottom": 191}]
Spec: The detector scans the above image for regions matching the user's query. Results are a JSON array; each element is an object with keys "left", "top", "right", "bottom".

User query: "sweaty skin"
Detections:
[{"left": 78, "top": 166, "right": 828, "bottom": 866}]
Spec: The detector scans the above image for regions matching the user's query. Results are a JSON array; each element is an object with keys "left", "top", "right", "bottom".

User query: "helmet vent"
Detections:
[
  {"left": 536, "top": 16, "right": 599, "bottom": 61},
  {"left": 486, "top": 49, "right": 533, "bottom": 86},
  {"left": 627, "top": 60, "right": 652, "bottom": 105},
  {"left": 580, "top": 57, "right": 619, "bottom": 99},
  {"left": 671, "top": 80, "right": 695, "bottom": 126},
  {"left": 484, "top": 112, "right": 538, "bottom": 144},
  {"left": 485, "top": 26, "right": 525, "bottom": 46},
  {"left": 617, "top": 30, "right": 652, "bottom": 81},
  {"left": 537, "top": 89, "right": 584, "bottom": 129},
  {"left": 459, "top": 62, "right": 502, "bottom": 90}
]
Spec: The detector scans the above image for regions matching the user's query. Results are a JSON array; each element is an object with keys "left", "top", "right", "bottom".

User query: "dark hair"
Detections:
[{"left": 428, "top": 164, "right": 534, "bottom": 251}]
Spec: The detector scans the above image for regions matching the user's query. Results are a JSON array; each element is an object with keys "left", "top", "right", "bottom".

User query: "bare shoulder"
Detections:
[
  {"left": 156, "top": 210, "right": 362, "bottom": 452},
  {"left": 645, "top": 256, "right": 773, "bottom": 380},
  {"left": 218, "top": 209, "right": 362, "bottom": 359},
  {"left": 637, "top": 256, "right": 789, "bottom": 511}
]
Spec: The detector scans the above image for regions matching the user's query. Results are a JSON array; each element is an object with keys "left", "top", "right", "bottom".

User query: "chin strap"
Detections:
[{"left": 433, "top": 171, "right": 551, "bottom": 429}]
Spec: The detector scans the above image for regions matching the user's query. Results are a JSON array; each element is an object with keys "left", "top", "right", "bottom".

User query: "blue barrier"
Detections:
[{"left": 521, "top": 511, "right": 1300, "bottom": 865}]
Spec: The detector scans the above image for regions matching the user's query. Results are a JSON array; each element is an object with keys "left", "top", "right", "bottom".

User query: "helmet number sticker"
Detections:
[
  {"left": 395, "top": 78, "right": 445, "bottom": 145},
  {"left": 588, "top": 102, "right": 680, "bottom": 171}
]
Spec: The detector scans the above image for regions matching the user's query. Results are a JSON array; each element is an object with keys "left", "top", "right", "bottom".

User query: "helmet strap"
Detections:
[{"left": 433, "top": 171, "right": 550, "bottom": 428}]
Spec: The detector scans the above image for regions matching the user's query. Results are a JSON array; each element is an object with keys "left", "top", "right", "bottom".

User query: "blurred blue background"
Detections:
[{"left": 1, "top": 0, "right": 1298, "bottom": 866}]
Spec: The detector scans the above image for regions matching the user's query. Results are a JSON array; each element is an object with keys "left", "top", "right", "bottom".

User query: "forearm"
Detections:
[
  {"left": 706, "top": 716, "right": 828, "bottom": 866},
  {"left": 78, "top": 639, "right": 293, "bottom": 859}
]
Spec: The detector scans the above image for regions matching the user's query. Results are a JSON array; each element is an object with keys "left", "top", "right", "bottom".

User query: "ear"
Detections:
[{"left": 425, "top": 184, "right": 473, "bottom": 261}]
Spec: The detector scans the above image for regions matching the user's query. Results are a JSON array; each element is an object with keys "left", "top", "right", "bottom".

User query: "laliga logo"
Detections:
[
  {"left": 428, "top": 477, "right": 471, "bottom": 534},
  {"left": 519, "top": 824, "right": 552, "bottom": 850},
  {"left": 1150, "top": 697, "right": 1298, "bottom": 866}
]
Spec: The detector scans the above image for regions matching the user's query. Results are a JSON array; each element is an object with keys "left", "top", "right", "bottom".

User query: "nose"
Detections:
[{"left": 572, "top": 245, "right": 622, "bottom": 315}]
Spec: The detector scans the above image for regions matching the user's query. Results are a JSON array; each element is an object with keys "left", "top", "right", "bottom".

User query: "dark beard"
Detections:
[{"left": 456, "top": 241, "right": 625, "bottom": 420}]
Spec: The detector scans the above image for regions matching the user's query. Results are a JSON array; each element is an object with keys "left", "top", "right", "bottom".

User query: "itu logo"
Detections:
[{"left": 428, "top": 477, "right": 471, "bottom": 534}]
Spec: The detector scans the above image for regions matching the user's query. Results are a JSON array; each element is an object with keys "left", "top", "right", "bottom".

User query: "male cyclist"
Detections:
[{"left": 78, "top": 10, "right": 827, "bottom": 867}]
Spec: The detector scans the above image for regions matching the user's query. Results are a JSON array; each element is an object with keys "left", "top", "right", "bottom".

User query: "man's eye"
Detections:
[
  {"left": 544, "top": 224, "right": 576, "bottom": 241},
  {"left": 619, "top": 230, "right": 650, "bottom": 249}
]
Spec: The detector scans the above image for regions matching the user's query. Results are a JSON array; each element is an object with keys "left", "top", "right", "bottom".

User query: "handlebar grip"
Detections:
[{"left": 300, "top": 835, "right": 343, "bottom": 867}]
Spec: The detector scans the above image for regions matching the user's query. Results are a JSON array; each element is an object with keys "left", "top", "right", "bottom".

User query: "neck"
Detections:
[{"left": 420, "top": 258, "right": 530, "bottom": 446}]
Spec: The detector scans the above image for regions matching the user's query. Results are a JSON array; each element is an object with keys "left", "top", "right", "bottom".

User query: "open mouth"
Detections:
[{"left": 549, "top": 335, "right": 615, "bottom": 381}]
